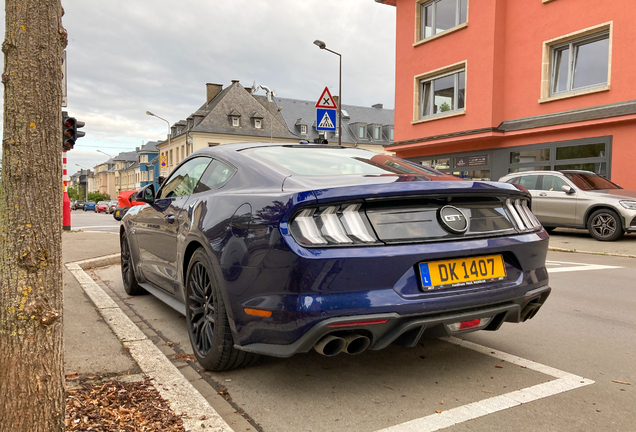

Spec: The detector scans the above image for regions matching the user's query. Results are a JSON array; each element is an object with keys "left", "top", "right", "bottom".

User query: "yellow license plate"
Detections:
[
  {"left": 419, "top": 254, "right": 506, "bottom": 291},
  {"left": 116, "top": 210, "right": 120, "bottom": 216}
]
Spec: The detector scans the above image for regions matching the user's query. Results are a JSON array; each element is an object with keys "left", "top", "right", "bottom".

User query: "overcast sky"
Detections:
[{"left": 1, "top": 0, "right": 396, "bottom": 172}]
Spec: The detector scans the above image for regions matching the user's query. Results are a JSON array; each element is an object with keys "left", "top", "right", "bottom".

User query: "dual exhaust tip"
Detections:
[{"left": 314, "top": 334, "right": 370, "bottom": 356}]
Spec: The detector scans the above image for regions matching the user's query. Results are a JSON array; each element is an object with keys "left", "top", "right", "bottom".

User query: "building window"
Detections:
[
  {"left": 419, "top": 68, "right": 465, "bottom": 118},
  {"left": 389, "top": 127, "right": 394, "bottom": 141},
  {"left": 550, "top": 31, "right": 609, "bottom": 96},
  {"left": 232, "top": 117, "right": 239, "bottom": 127},
  {"left": 300, "top": 124, "right": 307, "bottom": 134},
  {"left": 358, "top": 125, "right": 365, "bottom": 139},
  {"left": 420, "top": 0, "right": 467, "bottom": 41},
  {"left": 373, "top": 125, "right": 381, "bottom": 140},
  {"left": 255, "top": 119, "right": 262, "bottom": 128}
]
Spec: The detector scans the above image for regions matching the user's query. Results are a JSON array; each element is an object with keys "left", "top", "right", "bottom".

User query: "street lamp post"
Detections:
[
  {"left": 271, "top": 107, "right": 283, "bottom": 142},
  {"left": 75, "top": 164, "right": 88, "bottom": 202},
  {"left": 97, "top": 149, "right": 114, "bottom": 159},
  {"left": 313, "top": 39, "right": 342, "bottom": 147},
  {"left": 146, "top": 111, "right": 171, "bottom": 173},
  {"left": 96, "top": 150, "right": 115, "bottom": 199}
]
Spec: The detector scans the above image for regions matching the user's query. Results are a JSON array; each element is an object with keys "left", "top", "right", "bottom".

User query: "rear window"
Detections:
[
  {"left": 242, "top": 146, "right": 445, "bottom": 177},
  {"left": 563, "top": 173, "right": 621, "bottom": 190}
]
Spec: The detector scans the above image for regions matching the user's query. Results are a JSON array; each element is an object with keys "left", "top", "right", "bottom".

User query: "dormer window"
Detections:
[
  {"left": 373, "top": 125, "right": 381, "bottom": 140},
  {"left": 358, "top": 125, "right": 365, "bottom": 139},
  {"left": 301, "top": 124, "right": 307, "bottom": 134},
  {"left": 228, "top": 109, "right": 242, "bottom": 127},
  {"left": 251, "top": 112, "right": 264, "bottom": 129}
]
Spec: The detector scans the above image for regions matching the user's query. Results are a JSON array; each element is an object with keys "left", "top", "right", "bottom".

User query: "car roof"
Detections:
[
  {"left": 502, "top": 170, "right": 596, "bottom": 177},
  {"left": 196, "top": 141, "right": 348, "bottom": 155}
]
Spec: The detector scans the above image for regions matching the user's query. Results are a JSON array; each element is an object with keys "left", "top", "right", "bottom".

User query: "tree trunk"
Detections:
[{"left": 0, "top": 1, "right": 67, "bottom": 431}]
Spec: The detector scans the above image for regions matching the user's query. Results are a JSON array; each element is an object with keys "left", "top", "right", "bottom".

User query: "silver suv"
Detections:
[{"left": 499, "top": 170, "right": 636, "bottom": 241}]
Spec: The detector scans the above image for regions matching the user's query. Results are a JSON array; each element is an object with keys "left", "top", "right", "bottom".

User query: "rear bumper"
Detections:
[
  {"left": 227, "top": 230, "right": 550, "bottom": 356},
  {"left": 237, "top": 285, "right": 550, "bottom": 357}
]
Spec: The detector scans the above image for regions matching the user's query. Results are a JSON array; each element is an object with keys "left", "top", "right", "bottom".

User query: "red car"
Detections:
[
  {"left": 95, "top": 201, "right": 109, "bottom": 213},
  {"left": 113, "top": 190, "right": 144, "bottom": 221}
]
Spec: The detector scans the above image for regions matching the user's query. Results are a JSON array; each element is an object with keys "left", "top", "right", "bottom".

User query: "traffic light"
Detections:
[{"left": 62, "top": 112, "right": 85, "bottom": 151}]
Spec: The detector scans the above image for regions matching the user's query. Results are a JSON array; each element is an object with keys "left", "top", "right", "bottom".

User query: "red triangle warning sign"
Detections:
[{"left": 315, "top": 87, "right": 337, "bottom": 109}]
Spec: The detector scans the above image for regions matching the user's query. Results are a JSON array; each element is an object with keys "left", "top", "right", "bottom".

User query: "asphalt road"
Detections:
[
  {"left": 91, "top": 251, "right": 635, "bottom": 432},
  {"left": 69, "top": 208, "right": 120, "bottom": 232}
]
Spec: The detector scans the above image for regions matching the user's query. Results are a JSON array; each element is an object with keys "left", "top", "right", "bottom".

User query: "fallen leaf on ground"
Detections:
[
  {"left": 66, "top": 372, "right": 80, "bottom": 381},
  {"left": 65, "top": 378, "right": 185, "bottom": 431},
  {"left": 611, "top": 380, "right": 631, "bottom": 385}
]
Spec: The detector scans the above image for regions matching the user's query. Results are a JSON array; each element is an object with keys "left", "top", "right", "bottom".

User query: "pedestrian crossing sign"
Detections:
[{"left": 316, "top": 108, "right": 337, "bottom": 131}]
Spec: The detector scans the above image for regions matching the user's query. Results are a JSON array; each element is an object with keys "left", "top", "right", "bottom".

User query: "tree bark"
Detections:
[{"left": 0, "top": 1, "right": 67, "bottom": 430}]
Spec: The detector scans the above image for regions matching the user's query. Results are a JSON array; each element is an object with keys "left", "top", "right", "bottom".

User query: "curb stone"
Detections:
[{"left": 66, "top": 256, "right": 234, "bottom": 432}]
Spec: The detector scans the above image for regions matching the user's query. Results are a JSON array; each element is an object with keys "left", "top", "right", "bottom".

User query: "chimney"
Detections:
[
  {"left": 206, "top": 83, "right": 223, "bottom": 104},
  {"left": 372, "top": 103, "right": 383, "bottom": 109},
  {"left": 333, "top": 95, "right": 339, "bottom": 108},
  {"left": 244, "top": 86, "right": 252, "bottom": 94}
]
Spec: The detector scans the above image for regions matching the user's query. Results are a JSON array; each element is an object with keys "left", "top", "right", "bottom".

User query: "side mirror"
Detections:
[
  {"left": 561, "top": 185, "right": 575, "bottom": 194},
  {"left": 138, "top": 184, "right": 155, "bottom": 204}
]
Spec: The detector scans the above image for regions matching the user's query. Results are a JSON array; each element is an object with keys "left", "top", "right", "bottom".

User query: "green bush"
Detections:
[{"left": 88, "top": 192, "right": 110, "bottom": 202}]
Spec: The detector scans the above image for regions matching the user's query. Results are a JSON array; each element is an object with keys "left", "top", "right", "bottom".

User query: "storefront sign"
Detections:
[{"left": 455, "top": 154, "right": 488, "bottom": 168}]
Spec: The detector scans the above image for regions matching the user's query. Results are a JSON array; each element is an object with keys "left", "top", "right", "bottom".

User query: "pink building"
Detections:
[{"left": 377, "top": 0, "right": 636, "bottom": 188}]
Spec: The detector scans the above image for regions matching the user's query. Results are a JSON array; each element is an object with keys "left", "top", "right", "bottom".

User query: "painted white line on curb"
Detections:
[
  {"left": 374, "top": 336, "right": 594, "bottom": 432},
  {"left": 65, "top": 261, "right": 234, "bottom": 432}
]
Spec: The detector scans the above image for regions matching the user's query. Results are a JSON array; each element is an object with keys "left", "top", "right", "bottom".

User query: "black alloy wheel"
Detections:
[
  {"left": 588, "top": 208, "right": 624, "bottom": 242},
  {"left": 120, "top": 231, "right": 145, "bottom": 295},
  {"left": 185, "top": 248, "right": 257, "bottom": 371}
]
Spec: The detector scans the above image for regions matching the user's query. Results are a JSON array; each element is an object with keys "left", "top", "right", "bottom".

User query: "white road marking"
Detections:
[
  {"left": 66, "top": 259, "right": 234, "bottom": 432},
  {"left": 374, "top": 337, "right": 594, "bottom": 432},
  {"left": 546, "top": 259, "right": 623, "bottom": 273}
]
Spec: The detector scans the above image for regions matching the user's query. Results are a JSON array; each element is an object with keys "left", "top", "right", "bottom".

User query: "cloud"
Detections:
[{"left": 0, "top": 0, "right": 396, "bottom": 170}]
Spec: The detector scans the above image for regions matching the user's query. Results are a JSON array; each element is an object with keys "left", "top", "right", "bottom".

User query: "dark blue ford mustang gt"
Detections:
[{"left": 120, "top": 143, "right": 550, "bottom": 371}]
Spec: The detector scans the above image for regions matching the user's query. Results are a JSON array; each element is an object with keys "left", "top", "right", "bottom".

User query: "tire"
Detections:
[
  {"left": 120, "top": 230, "right": 145, "bottom": 295},
  {"left": 185, "top": 248, "right": 258, "bottom": 371},
  {"left": 587, "top": 208, "right": 624, "bottom": 242}
]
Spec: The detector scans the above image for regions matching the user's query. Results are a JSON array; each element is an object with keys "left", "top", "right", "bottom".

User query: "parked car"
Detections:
[
  {"left": 83, "top": 201, "right": 96, "bottom": 211},
  {"left": 113, "top": 190, "right": 143, "bottom": 221},
  {"left": 107, "top": 200, "right": 118, "bottom": 214},
  {"left": 499, "top": 170, "right": 636, "bottom": 241},
  {"left": 95, "top": 201, "right": 109, "bottom": 213},
  {"left": 120, "top": 143, "right": 551, "bottom": 371},
  {"left": 72, "top": 200, "right": 85, "bottom": 211}
]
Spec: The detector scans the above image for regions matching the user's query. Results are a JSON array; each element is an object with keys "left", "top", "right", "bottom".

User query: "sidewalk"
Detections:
[
  {"left": 62, "top": 231, "right": 235, "bottom": 432},
  {"left": 548, "top": 228, "right": 636, "bottom": 257},
  {"left": 62, "top": 231, "right": 137, "bottom": 377}
]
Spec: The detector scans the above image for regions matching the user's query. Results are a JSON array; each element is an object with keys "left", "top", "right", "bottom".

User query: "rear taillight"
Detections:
[
  {"left": 505, "top": 198, "right": 542, "bottom": 233},
  {"left": 289, "top": 204, "right": 378, "bottom": 247}
]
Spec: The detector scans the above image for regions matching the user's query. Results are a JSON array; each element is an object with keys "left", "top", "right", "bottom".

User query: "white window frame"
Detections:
[
  {"left": 419, "top": 68, "right": 465, "bottom": 119},
  {"left": 549, "top": 31, "right": 610, "bottom": 97},
  {"left": 358, "top": 125, "right": 366, "bottom": 139},
  {"left": 300, "top": 124, "right": 307, "bottom": 134},
  {"left": 232, "top": 117, "right": 239, "bottom": 127},
  {"left": 419, "top": 0, "right": 467, "bottom": 41},
  {"left": 255, "top": 119, "right": 262, "bottom": 128}
]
